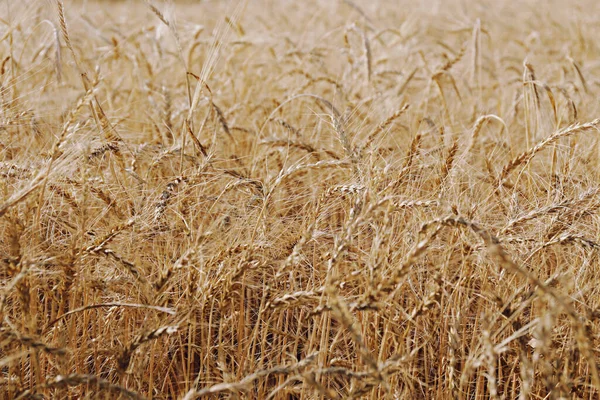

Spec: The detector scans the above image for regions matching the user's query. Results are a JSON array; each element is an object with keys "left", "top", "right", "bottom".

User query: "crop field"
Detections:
[{"left": 2, "top": 0, "right": 600, "bottom": 398}]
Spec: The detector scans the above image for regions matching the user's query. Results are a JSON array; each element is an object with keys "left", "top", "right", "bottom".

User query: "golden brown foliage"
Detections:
[{"left": 2, "top": 0, "right": 600, "bottom": 398}]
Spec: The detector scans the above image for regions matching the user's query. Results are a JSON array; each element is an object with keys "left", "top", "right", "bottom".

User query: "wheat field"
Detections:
[{"left": 2, "top": 0, "right": 600, "bottom": 398}]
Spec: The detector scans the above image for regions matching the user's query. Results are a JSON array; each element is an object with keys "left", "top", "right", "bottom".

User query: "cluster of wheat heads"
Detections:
[{"left": 2, "top": 0, "right": 600, "bottom": 398}]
